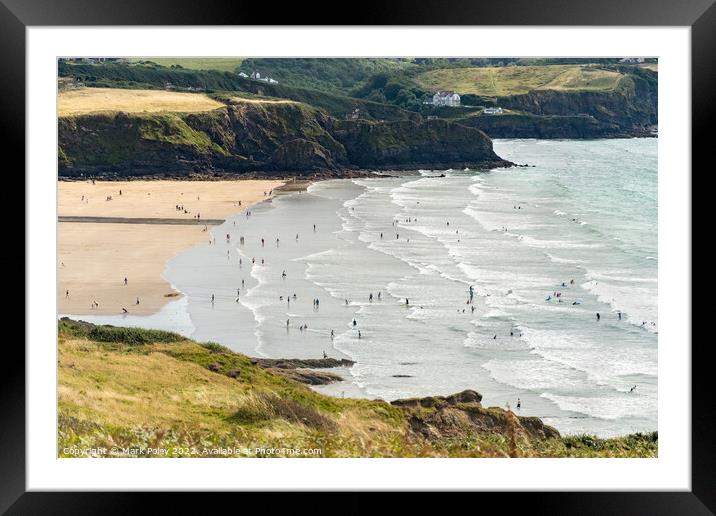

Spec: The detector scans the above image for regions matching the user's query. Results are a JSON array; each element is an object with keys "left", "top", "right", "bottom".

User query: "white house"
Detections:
[
  {"left": 238, "top": 72, "right": 249, "bottom": 78},
  {"left": 483, "top": 107, "right": 503, "bottom": 115},
  {"left": 432, "top": 91, "right": 461, "bottom": 107},
  {"left": 250, "top": 71, "right": 261, "bottom": 80}
]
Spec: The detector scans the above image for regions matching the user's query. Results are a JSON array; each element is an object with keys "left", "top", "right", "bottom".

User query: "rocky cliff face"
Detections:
[
  {"left": 460, "top": 69, "right": 657, "bottom": 139},
  {"left": 58, "top": 100, "right": 510, "bottom": 177},
  {"left": 500, "top": 70, "right": 657, "bottom": 135},
  {"left": 459, "top": 113, "right": 627, "bottom": 139},
  {"left": 327, "top": 118, "right": 506, "bottom": 170}
]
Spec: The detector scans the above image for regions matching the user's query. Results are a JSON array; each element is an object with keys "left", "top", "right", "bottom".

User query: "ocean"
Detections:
[{"left": 69, "top": 138, "right": 658, "bottom": 437}]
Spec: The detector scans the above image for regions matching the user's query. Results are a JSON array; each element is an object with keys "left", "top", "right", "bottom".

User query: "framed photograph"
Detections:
[{"left": 9, "top": 0, "right": 710, "bottom": 511}]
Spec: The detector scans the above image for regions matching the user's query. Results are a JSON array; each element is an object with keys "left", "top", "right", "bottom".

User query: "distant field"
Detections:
[
  {"left": 58, "top": 88, "right": 225, "bottom": 116},
  {"left": 415, "top": 65, "right": 624, "bottom": 96},
  {"left": 640, "top": 63, "right": 658, "bottom": 72},
  {"left": 127, "top": 57, "right": 244, "bottom": 72}
]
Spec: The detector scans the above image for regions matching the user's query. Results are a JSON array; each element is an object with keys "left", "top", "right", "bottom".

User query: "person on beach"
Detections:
[
  {"left": 405, "top": 298, "right": 409, "bottom": 306},
  {"left": 629, "top": 385, "right": 637, "bottom": 393},
  {"left": 282, "top": 270, "right": 287, "bottom": 279},
  {"left": 380, "top": 233, "right": 383, "bottom": 239},
  {"left": 369, "top": 293, "right": 373, "bottom": 302},
  {"left": 136, "top": 297, "right": 140, "bottom": 305},
  {"left": 211, "top": 294, "right": 215, "bottom": 303},
  {"left": 330, "top": 330, "right": 334, "bottom": 339},
  {"left": 276, "top": 238, "right": 280, "bottom": 247},
  {"left": 618, "top": 311, "right": 622, "bottom": 320},
  {"left": 65, "top": 290, "right": 69, "bottom": 298},
  {"left": 242, "top": 279, "right": 245, "bottom": 287},
  {"left": 313, "top": 224, "right": 316, "bottom": 232},
  {"left": 352, "top": 318, "right": 357, "bottom": 327},
  {"left": 286, "top": 319, "right": 290, "bottom": 328},
  {"left": 345, "top": 299, "right": 349, "bottom": 306},
  {"left": 296, "top": 234, "right": 299, "bottom": 241},
  {"left": 122, "top": 308, "right": 128, "bottom": 313},
  {"left": 323, "top": 350, "right": 328, "bottom": 359},
  {"left": 124, "top": 277, "right": 128, "bottom": 286},
  {"left": 596, "top": 312, "right": 601, "bottom": 321},
  {"left": 358, "top": 330, "right": 362, "bottom": 339},
  {"left": 517, "top": 398, "right": 521, "bottom": 410}
]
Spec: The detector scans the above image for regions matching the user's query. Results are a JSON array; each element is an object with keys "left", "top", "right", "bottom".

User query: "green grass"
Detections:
[
  {"left": 57, "top": 320, "right": 657, "bottom": 458},
  {"left": 127, "top": 58, "right": 245, "bottom": 73},
  {"left": 415, "top": 65, "right": 625, "bottom": 97}
]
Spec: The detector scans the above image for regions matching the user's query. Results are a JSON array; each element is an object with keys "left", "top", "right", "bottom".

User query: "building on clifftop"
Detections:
[{"left": 432, "top": 91, "right": 461, "bottom": 107}]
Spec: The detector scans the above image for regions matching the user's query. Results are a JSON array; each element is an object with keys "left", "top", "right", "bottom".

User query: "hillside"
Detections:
[
  {"left": 57, "top": 58, "right": 658, "bottom": 161},
  {"left": 414, "top": 65, "right": 625, "bottom": 97},
  {"left": 58, "top": 90, "right": 510, "bottom": 177},
  {"left": 57, "top": 319, "right": 658, "bottom": 458}
]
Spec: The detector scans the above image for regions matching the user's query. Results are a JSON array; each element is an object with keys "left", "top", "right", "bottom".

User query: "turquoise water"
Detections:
[{"left": 70, "top": 138, "right": 657, "bottom": 437}]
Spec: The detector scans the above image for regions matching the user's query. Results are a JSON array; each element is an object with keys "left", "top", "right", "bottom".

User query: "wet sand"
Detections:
[{"left": 59, "top": 180, "right": 284, "bottom": 315}]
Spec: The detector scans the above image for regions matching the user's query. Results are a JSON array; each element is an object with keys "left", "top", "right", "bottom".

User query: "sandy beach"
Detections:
[{"left": 59, "top": 180, "right": 284, "bottom": 315}]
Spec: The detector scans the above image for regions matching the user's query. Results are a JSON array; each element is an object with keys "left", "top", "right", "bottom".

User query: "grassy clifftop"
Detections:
[{"left": 58, "top": 319, "right": 657, "bottom": 458}]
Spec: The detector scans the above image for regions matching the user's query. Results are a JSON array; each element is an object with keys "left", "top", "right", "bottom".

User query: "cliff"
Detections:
[
  {"left": 58, "top": 99, "right": 510, "bottom": 177},
  {"left": 462, "top": 69, "right": 657, "bottom": 139}
]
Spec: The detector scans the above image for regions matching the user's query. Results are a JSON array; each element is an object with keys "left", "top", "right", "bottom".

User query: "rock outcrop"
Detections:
[
  {"left": 252, "top": 356, "right": 355, "bottom": 385},
  {"left": 392, "top": 389, "right": 560, "bottom": 443}
]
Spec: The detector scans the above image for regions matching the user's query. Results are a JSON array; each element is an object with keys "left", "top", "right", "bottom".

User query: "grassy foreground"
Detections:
[{"left": 57, "top": 320, "right": 657, "bottom": 458}]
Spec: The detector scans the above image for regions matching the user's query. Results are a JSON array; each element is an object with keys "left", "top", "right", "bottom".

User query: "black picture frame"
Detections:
[{"left": 6, "top": 0, "right": 710, "bottom": 512}]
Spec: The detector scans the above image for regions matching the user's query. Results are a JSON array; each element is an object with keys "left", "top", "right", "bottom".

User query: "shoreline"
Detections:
[{"left": 58, "top": 179, "right": 285, "bottom": 316}]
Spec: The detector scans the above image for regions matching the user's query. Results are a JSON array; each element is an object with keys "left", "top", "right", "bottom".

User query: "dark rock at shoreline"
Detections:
[
  {"left": 255, "top": 357, "right": 354, "bottom": 369},
  {"left": 268, "top": 368, "right": 344, "bottom": 385},
  {"left": 253, "top": 357, "right": 353, "bottom": 385}
]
